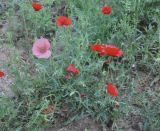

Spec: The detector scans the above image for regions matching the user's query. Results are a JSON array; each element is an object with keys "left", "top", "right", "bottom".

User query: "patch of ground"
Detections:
[
  {"left": 46, "top": 114, "right": 142, "bottom": 131},
  {"left": 46, "top": 117, "right": 102, "bottom": 131},
  {"left": 0, "top": 21, "right": 8, "bottom": 35},
  {"left": 0, "top": 45, "right": 14, "bottom": 98},
  {"left": 115, "top": 111, "right": 142, "bottom": 131},
  {"left": 0, "top": 1, "right": 14, "bottom": 97}
]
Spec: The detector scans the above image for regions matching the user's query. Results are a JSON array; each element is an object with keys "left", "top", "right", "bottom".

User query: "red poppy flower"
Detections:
[
  {"left": 90, "top": 44, "right": 105, "bottom": 52},
  {"left": 0, "top": 70, "right": 5, "bottom": 77},
  {"left": 100, "top": 45, "right": 123, "bottom": 57},
  {"left": 32, "top": 3, "right": 43, "bottom": 11},
  {"left": 90, "top": 44, "right": 123, "bottom": 57},
  {"left": 101, "top": 6, "right": 112, "bottom": 14},
  {"left": 106, "top": 83, "right": 119, "bottom": 97},
  {"left": 66, "top": 64, "right": 79, "bottom": 76},
  {"left": 56, "top": 16, "right": 72, "bottom": 26}
]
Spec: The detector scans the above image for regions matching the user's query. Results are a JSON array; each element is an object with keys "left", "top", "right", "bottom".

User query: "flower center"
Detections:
[{"left": 39, "top": 47, "right": 46, "bottom": 53}]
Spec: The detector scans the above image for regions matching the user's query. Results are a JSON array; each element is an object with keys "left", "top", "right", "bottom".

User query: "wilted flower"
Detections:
[
  {"left": 41, "top": 105, "right": 54, "bottom": 114},
  {"left": 80, "top": 93, "right": 87, "bottom": 98},
  {"left": 114, "top": 101, "right": 120, "bottom": 108},
  {"left": 64, "top": 75, "right": 70, "bottom": 80},
  {"left": 32, "top": 37, "right": 51, "bottom": 59}
]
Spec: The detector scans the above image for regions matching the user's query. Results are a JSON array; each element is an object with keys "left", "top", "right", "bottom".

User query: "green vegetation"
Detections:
[{"left": 0, "top": 0, "right": 160, "bottom": 130}]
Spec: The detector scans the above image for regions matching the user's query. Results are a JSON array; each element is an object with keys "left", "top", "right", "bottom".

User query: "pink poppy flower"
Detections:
[{"left": 32, "top": 37, "right": 51, "bottom": 59}]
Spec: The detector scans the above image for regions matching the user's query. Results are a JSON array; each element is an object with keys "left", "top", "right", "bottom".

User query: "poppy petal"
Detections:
[
  {"left": 101, "top": 6, "right": 112, "bottom": 14},
  {"left": 32, "top": 38, "right": 51, "bottom": 59},
  {"left": 106, "top": 83, "right": 119, "bottom": 97},
  {"left": 65, "top": 18, "right": 72, "bottom": 25},
  {"left": 90, "top": 44, "right": 105, "bottom": 52},
  {"left": 66, "top": 64, "right": 79, "bottom": 76},
  {"left": 56, "top": 16, "right": 72, "bottom": 26},
  {"left": 32, "top": 3, "right": 43, "bottom": 11},
  {"left": 100, "top": 45, "right": 123, "bottom": 57},
  {"left": 0, "top": 70, "right": 5, "bottom": 77},
  {"left": 90, "top": 44, "right": 123, "bottom": 57}
]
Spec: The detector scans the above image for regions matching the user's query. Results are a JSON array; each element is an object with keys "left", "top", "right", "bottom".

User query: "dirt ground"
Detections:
[{"left": 46, "top": 115, "right": 142, "bottom": 131}]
